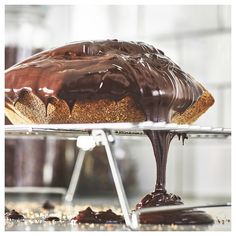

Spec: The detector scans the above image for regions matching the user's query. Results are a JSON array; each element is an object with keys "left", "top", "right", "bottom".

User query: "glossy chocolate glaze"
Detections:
[
  {"left": 5, "top": 40, "right": 210, "bottom": 224},
  {"left": 5, "top": 39, "right": 204, "bottom": 117},
  {"left": 71, "top": 207, "right": 124, "bottom": 224}
]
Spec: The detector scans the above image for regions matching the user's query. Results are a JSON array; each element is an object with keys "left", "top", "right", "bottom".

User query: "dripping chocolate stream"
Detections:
[
  {"left": 136, "top": 131, "right": 183, "bottom": 209},
  {"left": 146, "top": 131, "right": 174, "bottom": 191}
]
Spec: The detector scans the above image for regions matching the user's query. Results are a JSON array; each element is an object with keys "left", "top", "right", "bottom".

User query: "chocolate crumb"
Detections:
[
  {"left": 6, "top": 209, "right": 24, "bottom": 220},
  {"left": 42, "top": 200, "right": 55, "bottom": 210},
  {"left": 45, "top": 216, "right": 60, "bottom": 222}
]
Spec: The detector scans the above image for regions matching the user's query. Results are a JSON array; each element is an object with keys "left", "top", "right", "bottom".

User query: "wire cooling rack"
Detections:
[{"left": 5, "top": 121, "right": 231, "bottom": 139}]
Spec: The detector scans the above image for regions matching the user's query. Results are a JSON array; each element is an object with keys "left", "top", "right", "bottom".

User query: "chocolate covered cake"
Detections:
[
  {"left": 5, "top": 39, "right": 214, "bottom": 125},
  {"left": 5, "top": 40, "right": 214, "bottom": 215}
]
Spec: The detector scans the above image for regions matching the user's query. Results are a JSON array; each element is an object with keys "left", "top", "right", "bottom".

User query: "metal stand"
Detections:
[
  {"left": 64, "top": 129, "right": 133, "bottom": 229},
  {"left": 5, "top": 123, "right": 231, "bottom": 230},
  {"left": 64, "top": 149, "right": 86, "bottom": 202}
]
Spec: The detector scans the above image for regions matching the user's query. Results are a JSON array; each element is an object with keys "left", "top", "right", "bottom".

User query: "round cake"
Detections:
[{"left": 5, "top": 39, "right": 214, "bottom": 125}]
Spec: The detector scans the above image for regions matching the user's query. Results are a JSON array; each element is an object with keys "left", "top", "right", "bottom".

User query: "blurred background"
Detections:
[{"left": 5, "top": 5, "right": 231, "bottom": 206}]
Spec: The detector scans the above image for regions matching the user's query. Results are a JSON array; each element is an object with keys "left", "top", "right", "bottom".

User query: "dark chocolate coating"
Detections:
[{"left": 5, "top": 39, "right": 204, "bottom": 120}]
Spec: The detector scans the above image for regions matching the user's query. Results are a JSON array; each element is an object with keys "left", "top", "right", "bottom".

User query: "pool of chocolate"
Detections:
[
  {"left": 71, "top": 206, "right": 214, "bottom": 225},
  {"left": 5, "top": 199, "right": 230, "bottom": 231}
]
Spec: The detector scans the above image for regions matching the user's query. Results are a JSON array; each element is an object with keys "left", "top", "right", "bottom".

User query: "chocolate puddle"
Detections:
[
  {"left": 71, "top": 207, "right": 213, "bottom": 225},
  {"left": 139, "top": 210, "right": 214, "bottom": 225},
  {"left": 5, "top": 40, "right": 213, "bottom": 225}
]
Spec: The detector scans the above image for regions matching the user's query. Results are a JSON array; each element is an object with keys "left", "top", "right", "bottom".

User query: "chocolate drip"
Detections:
[
  {"left": 12, "top": 88, "right": 31, "bottom": 106},
  {"left": 177, "top": 133, "right": 188, "bottom": 145},
  {"left": 146, "top": 131, "right": 174, "bottom": 191},
  {"left": 136, "top": 131, "right": 183, "bottom": 209}
]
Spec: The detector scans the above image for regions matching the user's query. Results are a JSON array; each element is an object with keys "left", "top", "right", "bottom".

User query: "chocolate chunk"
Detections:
[
  {"left": 6, "top": 209, "right": 24, "bottom": 220},
  {"left": 95, "top": 209, "right": 124, "bottom": 224},
  {"left": 44, "top": 216, "right": 60, "bottom": 222},
  {"left": 72, "top": 207, "right": 100, "bottom": 224},
  {"left": 72, "top": 207, "right": 124, "bottom": 224},
  {"left": 42, "top": 200, "right": 55, "bottom": 210}
]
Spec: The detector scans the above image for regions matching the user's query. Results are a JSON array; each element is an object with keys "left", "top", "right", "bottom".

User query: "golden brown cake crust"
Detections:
[
  {"left": 5, "top": 94, "right": 145, "bottom": 124},
  {"left": 171, "top": 90, "right": 215, "bottom": 124},
  {"left": 5, "top": 90, "right": 214, "bottom": 125}
]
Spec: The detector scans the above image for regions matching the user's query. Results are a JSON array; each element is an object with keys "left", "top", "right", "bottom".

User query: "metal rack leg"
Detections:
[
  {"left": 93, "top": 130, "right": 134, "bottom": 229},
  {"left": 64, "top": 149, "right": 86, "bottom": 202},
  {"left": 64, "top": 130, "right": 136, "bottom": 229}
]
